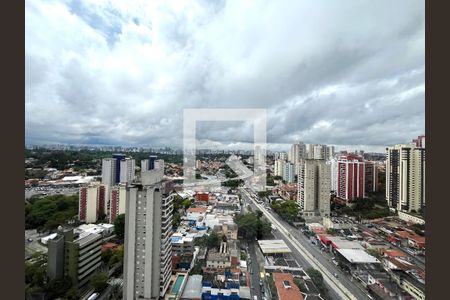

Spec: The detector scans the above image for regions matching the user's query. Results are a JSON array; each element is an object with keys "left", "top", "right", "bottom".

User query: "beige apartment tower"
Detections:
[
  {"left": 297, "top": 159, "right": 331, "bottom": 221},
  {"left": 123, "top": 168, "right": 173, "bottom": 300},
  {"left": 386, "top": 144, "right": 425, "bottom": 213}
]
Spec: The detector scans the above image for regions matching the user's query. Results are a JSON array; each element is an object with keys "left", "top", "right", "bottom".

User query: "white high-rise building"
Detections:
[
  {"left": 386, "top": 144, "right": 425, "bottom": 213},
  {"left": 102, "top": 158, "right": 116, "bottom": 186},
  {"left": 79, "top": 183, "right": 106, "bottom": 223},
  {"left": 120, "top": 158, "right": 136, "bottom": 184},
  {"left": 288, "top": 142, "right": 307, "bottom": 166},
  {"left": 283, "top": 162, "right": 295, "bottom": 183},
  {"left": 329, "top": 159, "right": 338, "bottom": 192},
  {"left": 123, "top": 167, "right": 173, "bottom": 300},
  {"left": 313, "top": 145, "right": 325, "bottom": 159},
  {"left": 297, "top": 159, "right": 331, "bottom": 220},
  {"left": 279, "top": 152, "right": 287, "bottom": 161},
  {"left": 327, "top": 145, "right": 335, "bottom": 160},
  {"left": 274, "top": 159, "right": 285, "bottom": 177},
  {"left": 306, "top": 144, "right": 314, "bottom": 159}
]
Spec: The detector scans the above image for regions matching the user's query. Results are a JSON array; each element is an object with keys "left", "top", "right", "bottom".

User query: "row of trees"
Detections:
[
  {"left": 336, "top": 192, "right": 395, "bottom": 220},
  {"left": 306, "top": 267, "right": 329, "bottom": 299},
  {"left": 172, "top": 195, "right": 193, "bottom": 228},
  {"left": 25, "top": 149, "right": 185, "bottom": 171},
  {"left": 270, "top": 200, "right": 303, "bottom": 224},
  {"left": 234, "top": 211, "right": 272, "bottom": 239}
]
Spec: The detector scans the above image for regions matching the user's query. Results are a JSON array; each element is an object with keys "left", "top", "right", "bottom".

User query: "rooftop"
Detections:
[
  {"left": 272, "top": 273, "right": 304, "bottom": 300},
  {"left": 181, "top": 275, "right": 203, "bottom": 299},
  {"left": 258, "top": 240, "right": 292, "bottom": 254},
  {"left": 336, "top": 249, "right": 381, "bottom": 264}
]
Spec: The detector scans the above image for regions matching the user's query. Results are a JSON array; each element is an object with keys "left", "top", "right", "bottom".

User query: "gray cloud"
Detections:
[{"left": 25, "top": 0, "right": 425, "bottom": 152}]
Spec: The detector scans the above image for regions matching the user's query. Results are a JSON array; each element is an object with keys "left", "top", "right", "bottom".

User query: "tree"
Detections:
[
  {"left": 44, "top": 277, "right": 72, "bottom": 299},
  {"left": 102, "top": 249, "right": 114, "bottom": 264},
  {"left": 65, "top": 287, "right": 81, "bottom": 300},
  {"left": 270, "top": 200, "right": 300, "bottom": 224},
  {"left": 206, "top": 231, "right": 221, "bottom": 249},
  {"left": 89, "top": 272, "right": 109, "bottom": 292},
  {"left": 234, "top": 212, "right": 258, "bottom": 238},
  {"left": 182, "top": 199, "right": 192, "bottom": 209},
  {"left": 25, "top": 195, "right": 79, "bottom": 230},
  {"left": 108, "top": 247, "right": 124, "bottom": 267},
  {"left": 306, "top": 268, "right": 328, "bottom": 297},
  {"left": 114, "top": 214, "right": 125, "bottom": 237}
]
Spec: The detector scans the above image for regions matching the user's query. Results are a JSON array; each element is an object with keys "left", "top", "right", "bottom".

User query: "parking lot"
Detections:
[
  {"left": 25, "top": 187, "right": 79, "bottom": 199},
  {"left": 25, "top": 229, "right": 48, "bottom": 259}
]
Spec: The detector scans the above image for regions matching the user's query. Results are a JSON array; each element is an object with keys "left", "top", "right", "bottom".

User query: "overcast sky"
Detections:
[{"left": 25, "top": 0, "right": 425, "bottom": 152}]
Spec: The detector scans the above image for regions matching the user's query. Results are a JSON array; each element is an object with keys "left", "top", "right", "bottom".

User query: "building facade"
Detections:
[
  {"left": 336, "top": 154, "right": 366, "bottom": 202},
  {"left": 47, "top": 227, "right": 102, "bottom": 288},
  {"left": 364, "top": 162, "right": 379, "bottom": 195},
  {"left": 386, "top": 144, "right": 425, "bottom": 213},
  {"left": 274, "top": 159, "right": 285, "bottom": 177},
  {"left": 120, "top": 158, "right": 136, "bottom": 184},
  {"left": 297, "top": 159, "right": 331, "bottom": 220},
  {"left": 283, "top": 162, "right": 295, "bottom": 183},
  {"left": 123, "top": 168, "right": 173, "bottom": 300},
  {"left": 79, "top": 183, "right": 106, "bottom": 223},
  {"left": 109, "top": 184, "right": 127, "bottom": 223}
]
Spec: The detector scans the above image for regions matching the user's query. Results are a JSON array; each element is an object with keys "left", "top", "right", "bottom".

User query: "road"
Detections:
[
  {"left": 240, "top": 187, "right": 369, "bottom": 300},
  {"left": 248, "top": 242, "right": 263, "bottom": 300}
]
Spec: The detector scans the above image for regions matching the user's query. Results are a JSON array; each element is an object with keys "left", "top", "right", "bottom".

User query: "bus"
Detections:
[{"left": 87, "top": 293, "right": 99, "bottom": 300}]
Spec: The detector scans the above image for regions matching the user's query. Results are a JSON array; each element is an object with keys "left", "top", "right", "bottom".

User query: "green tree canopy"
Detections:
[
  {"left": 89, "top": 272, "right": 109, "bottom": 292},
  {"left": 114, "top": 214, "right": 125, "bottom": 237}
]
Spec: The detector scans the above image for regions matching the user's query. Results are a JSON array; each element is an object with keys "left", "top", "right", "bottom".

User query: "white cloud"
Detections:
[{"left": 25, "top": 0, "right": 425, "bottom": 151}]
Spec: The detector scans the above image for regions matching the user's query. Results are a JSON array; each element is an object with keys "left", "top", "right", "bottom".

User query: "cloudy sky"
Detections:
[{"left": 25, "top": 0, "right": 425, "bottom": 152}]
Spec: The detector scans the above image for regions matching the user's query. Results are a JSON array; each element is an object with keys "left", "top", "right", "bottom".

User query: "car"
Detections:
[
  {"left": 27, "top": 238, "right": 33, "bottom": 242},
  {"left": 333, "top": 273, "right": 339, "bottom": 278}
]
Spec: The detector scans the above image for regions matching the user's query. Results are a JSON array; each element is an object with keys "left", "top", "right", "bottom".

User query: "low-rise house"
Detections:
[{"left": 272, "top": 272, "right": 304, "bottom": 300}]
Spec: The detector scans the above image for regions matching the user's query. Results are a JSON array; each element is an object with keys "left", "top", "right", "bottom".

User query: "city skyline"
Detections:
[{"left": 26, "top": 0, "right": 424, "bottom": 152}]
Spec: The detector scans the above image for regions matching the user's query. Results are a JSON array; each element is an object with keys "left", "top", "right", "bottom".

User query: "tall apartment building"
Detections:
[
  {"left": 47, "top": 227, "right": 102, "bottom": 288},
  {"left": 274, "top": 159, "right": 285, "bottom": 177},
  {"left": 386, "top": 144, "right": 425, "bottom": 213},
  {"left": 313, "top": 144, "right": 325, "bottom": 159},
  {"left": 283, "top": 162, "right": 295, "bottom": 183},
  {"left": 297, "top": 159, "right": 331, "bottom": 220},
  {"left": 412, "top": 135, "right": 426, "bottom": 148},
  {"left": 288, "top": 142, "right": 306, "bottom": 165},
  {"left": 103, "top": 154, "right": 135, "bottom": 185},
  {"left": 113, "top": 153, "right": 126, "bottom": 183},
  {"left": 109, "top": 184, "right": 127, "bottom": 223},
  {"left": 336, "top": 154, "right": 366, "bottom": 202},
  {"left": 327, "top": 145, "right": 335, "bottom": 160},
  {"left": 79, "top": 183, "right": 106, "bottom": 223},
  {"left": 364, "top": 162, "right": 379, "bottom": 195},
  {"left": 102, "top": 158, "right": 116, "bottom": 186},
  {"left": 120, "top": 158, "right": 136, "bottom": 184},
  {"left": 329, "top": 159, "right": 338, "bottom": 192},
  {"left": 141, "top": 155, "right": 158, "bottom": 171},
  {"left": 123, "top": 168, "right": 173, "bottom": 300}
]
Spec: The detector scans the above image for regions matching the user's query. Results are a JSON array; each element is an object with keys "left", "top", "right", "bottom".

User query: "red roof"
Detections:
[
  {"left": 273, "top": 273, "right": 304, "bottom": 300},
  {"left": 383, "top": 249, "right": 407, "bottom": 258},
  {"left": 101, "top": 243, "right": 119, "bottom": 252},
  {"left": 187, "top": 207, "right": 208, "bottom": 213}
]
